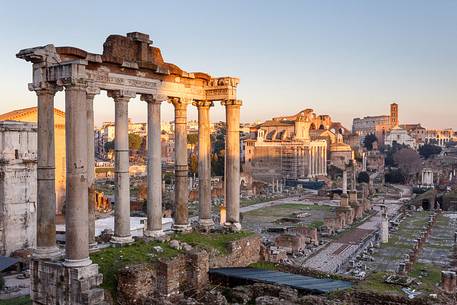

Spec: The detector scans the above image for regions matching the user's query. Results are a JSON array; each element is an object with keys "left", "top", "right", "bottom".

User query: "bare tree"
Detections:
[{"left": 393, "top": 148, "right": 422, "bottom": 183}]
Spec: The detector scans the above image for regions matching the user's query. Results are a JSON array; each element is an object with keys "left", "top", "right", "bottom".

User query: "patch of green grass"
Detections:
[
  {"left": 356, "top": 272, "right": 402, "bottom": 294},
  {"left": 0, "top": 296, "right": 31, "bottom": 305},
  {"left": 90, "top": 240, "right": 181, "bottom": 297},
  {"left": 409, "top": 263, "right": 441, "bottom": 292},
  {"left": 249, "top": 262, "right": 278, "bottom": 271},
  {"left": 174, "top": 231, "right": 254, "bottom": 255}
]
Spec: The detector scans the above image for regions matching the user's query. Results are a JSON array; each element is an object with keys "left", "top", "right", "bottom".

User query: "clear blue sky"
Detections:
[{"left": 1, "top": 0, "right": 456, "bottom": 129}]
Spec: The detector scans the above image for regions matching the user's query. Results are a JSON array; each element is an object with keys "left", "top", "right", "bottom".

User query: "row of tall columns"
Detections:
[
  {"left": 33, "top": 87, "right": 243, "bottom": 262},
  {"left": 33, "top": 81, "right": 99, "bottom": 265},
  {"left": 308, "top": 145, "right": 326, "bottom": 177}
]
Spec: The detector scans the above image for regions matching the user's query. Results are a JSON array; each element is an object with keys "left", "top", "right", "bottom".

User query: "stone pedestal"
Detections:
[{"left": 31, "top": 259, "right": 105, "bottom": 305}]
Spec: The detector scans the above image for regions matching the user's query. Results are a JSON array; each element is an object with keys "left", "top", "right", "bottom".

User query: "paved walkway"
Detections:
[{"left": 303, "top": 203, "right": 401, "bottom": 273}]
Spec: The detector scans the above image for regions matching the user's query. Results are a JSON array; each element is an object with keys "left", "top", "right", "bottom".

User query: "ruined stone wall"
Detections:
[
  {"left": 0, "top": 121, "right": 37, "bottom": 256},
  {"left": 117, "top": 250, "right": 209, "bottom": 304},
  {"left": 209, "top": 235, "right": 261, "bottom": 268}
]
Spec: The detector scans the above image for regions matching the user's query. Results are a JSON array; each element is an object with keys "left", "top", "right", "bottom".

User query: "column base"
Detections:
[
  {"left": 198, "top": 218, "right": 215, "bottom": 229},
  {"left": 33, "top": 246, "right": 62, "bottom": 260},
  {"left": 89, "top": 242, "right": 99, "bottom": 253},
  {"left": 173, "top": 224, "right": 192, "bottom": 233},
  {"left": 224, "top": 222, "right": 242, "bottom": 231},
  {"left": 62, "top": 257, "right": 92, "bottom": 268},
  {"left": 144, "top": 229, "right": 165, "bottom": 239},
  {"left": 110, "top": 235, "right": 135, "bottom": 246}
]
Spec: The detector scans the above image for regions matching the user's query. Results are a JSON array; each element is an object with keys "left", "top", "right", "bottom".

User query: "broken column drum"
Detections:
[{"left": 17, "top": 32, "right": 241, "bottom": 305}]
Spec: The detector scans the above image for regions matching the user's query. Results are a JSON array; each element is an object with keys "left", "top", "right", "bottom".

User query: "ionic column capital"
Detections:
[
  {"left": 86, "top": 86, "right": 100, "bottom": 100},
  {"left": 193, "top": 100, "right": 214, "bottom": 108},
  {"left": 221, "top": 99, "right": 242, "bottom": 107},
  {"left": 107, "top": 90, "right": 136, "bottom": 101},
  {"left": 168, "top": 97, "right": 190, "bottom": 109},
  {"left": 33, "top": 82, "right": 62, "bottom": 96},
  {"left": 140, "top": 94, "right": 166, "bottom": 104}
]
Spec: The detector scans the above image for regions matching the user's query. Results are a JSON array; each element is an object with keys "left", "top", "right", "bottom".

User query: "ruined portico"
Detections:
[{"left": 17, "top": 32, "right": 241, "bottom": 305}]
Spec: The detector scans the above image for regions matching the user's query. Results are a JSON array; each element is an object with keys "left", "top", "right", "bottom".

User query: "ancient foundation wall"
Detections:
[
  {"left": 31, "top": 259, "right": 105, "bottom": 305},
  {"left": 209, "top": 235, "right": 261, "bottom": 268}
]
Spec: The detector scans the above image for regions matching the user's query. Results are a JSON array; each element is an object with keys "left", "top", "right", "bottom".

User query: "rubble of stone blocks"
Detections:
[{"left": 31, "top": 259, "right": 105, "bottom": 305}]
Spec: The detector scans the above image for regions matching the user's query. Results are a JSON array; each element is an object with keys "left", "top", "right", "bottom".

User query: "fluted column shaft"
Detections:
[
  {"left": 110, "top": 90, "right": 135, "bottom": 244},
  {"left": 194, "top": 101, "right": 214, "bottom": 227},
  {"left": 64, "top": 81, "right": 91, "bottom": 266},
  {"left": 142, "top": 95, "right": 164, "bottom": 236},
  {"left": 171, "top": 98, "right": 189, "bottom": 229},
  {"left": 35, "top": 85, "right": 60, "bottom": 258},
  {"left": 223, "top": 100, "right": 242, "bottom": 229},
  {"left": 87, "top": 89, "right": 99, "bottom": 249}
]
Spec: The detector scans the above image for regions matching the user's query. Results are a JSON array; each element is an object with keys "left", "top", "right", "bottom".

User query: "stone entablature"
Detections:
[{"left": 18, "top": 32, "right": 238, "bottom": 103}]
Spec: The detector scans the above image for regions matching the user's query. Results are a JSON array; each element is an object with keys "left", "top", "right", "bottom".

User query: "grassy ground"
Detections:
[
  {"left": 356, "top": 272, "right": 402, "bottom": 294},
  {"left": 91, "top": 231, "right": 255, "bottom": 297},
  {"left": 409, "top": 263, "right": 442, "bottom": 292},
  {"left": 240, "top": 195, "right": 287, "bottom": 207},
  {"left": 91, "top": 240, "right": 181, "bottom": 296},
  {"left": 0, "top": 296, "right": 31, "bottom": 305},
  {"left": 174, "top": 231, "right": 254, "bottom": 255}
]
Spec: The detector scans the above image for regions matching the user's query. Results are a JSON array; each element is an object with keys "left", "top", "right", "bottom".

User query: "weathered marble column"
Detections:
[
  {"left": 170, "top": 98, "right": 190, "bottom": 231},
  {"left": 324, "top": 148, "right": 328, "bottom": 176},
  {"left": 308, "top": 147, "right": 312, "bottom": 178},
  {"left": 141, "top": 94, "right": 165, "bottom": 237},
  {"left": 222, "top": 100, "right": 242, "bottom": 230},
  {"left": 86, "top": 87, "right": 99, "bottom": 250},
  {"left": 342, "top": 170, "right": 348, "bottom": 194},
  {"left": 194, "top": 100, "right": 214, "bottom": 228},
  {"left": 34, "top": 84, "right": 61, "bottom": 259},
  {"left": 63, "top": 81, "right": 91, "bottom": 267},
  {"left": 109, "top": 90, "right": 135, "bottom": 245}
]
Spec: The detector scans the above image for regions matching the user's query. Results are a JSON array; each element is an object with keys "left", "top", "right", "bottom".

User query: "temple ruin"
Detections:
[{"left": 17, "top": 31, "right": 242, "bottom": 305}]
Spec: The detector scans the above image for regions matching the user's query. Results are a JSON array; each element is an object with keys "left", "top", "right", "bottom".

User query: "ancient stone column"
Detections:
[
  {"left": 34, "top": 84, "right": 61, "bottom": 259},
  {"left": 342, "top": 170, "right": 348, "bottom": 194},
  {"left": 194, "top": 100, "right": 214, "bottom": 228},
  {"left": 170, "top": 98, "right": 190, "bottom": 231},
  {"left": 141, "top": 94, "right": 165, "bottom": 237},
  {"left": 109, "top": 90, "right": 136, "bottom": 245},
  {"left": 87, "top": 87, "right": 99, "bottom": 250},
  {"left": 63, "top": 81, "right": 91, "bottom": 267},
  {"left": 323, "top": 147, "right": 326, "bottom": 175},
  {"left": 222, "top": 100, "right": 242, "bottom": 230}
]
